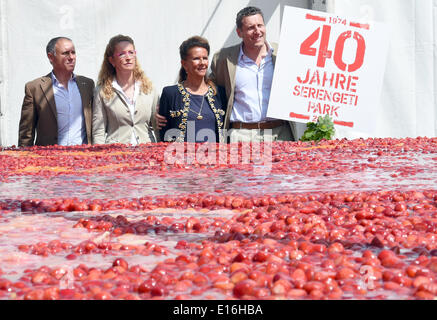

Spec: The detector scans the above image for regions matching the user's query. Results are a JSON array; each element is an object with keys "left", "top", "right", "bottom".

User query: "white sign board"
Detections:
[{"left": 268, "top": 7, "right": 390, "bottom": 133}]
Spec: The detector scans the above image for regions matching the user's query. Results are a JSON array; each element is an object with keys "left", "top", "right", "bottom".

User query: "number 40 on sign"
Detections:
[{"left": 301, "top": 21, "right": 366, "bottom": 72}]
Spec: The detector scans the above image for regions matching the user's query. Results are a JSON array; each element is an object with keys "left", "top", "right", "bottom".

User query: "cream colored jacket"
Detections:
[{"left": 92, "top": 85, "right": 159, "bottom": 145}]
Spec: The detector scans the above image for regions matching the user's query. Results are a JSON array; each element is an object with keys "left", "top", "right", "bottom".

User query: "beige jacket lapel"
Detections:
[
  {"left": 226, "top": 44, "right": 240, "bottom": 94},
  {"left": 76, "top": 76, "right": 93, "bottom": 144},
  {"left": 271, "top": 42, "right": 278, "bottom": 65},
  {"left": 40, "top": 74, "right": 57, "bottom": 120},
  {"left": 76, "top": 77, "right": 91, "bottom": 113},
  {"left": 223, "top": 45, "right": 241, "bottom": 129}
]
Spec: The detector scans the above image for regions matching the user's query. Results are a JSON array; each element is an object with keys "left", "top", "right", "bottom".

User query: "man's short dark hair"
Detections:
[
  {"left": 46, "top": 37, "right": 72, "bottom": 56},
  {"left": 236, "top": 6, "right": 264, "bottom": 29}
]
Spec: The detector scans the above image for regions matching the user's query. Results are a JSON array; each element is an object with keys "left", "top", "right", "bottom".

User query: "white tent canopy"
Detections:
[{"left": 0, "top": 0, "right": 435, "bottom": 147}]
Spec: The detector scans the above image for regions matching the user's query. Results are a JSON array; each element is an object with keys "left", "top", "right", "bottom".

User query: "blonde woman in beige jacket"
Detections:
[{"left": 92, "top": 35, "right": 158, "bottom": 145}]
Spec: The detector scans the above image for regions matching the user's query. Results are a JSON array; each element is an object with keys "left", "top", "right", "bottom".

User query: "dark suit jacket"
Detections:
[
  {"left": 159, "top": 84, "right": 227, "bottom": 142},
  {"left": 18, "top": 73, "right": 95, "bottom": 147}
]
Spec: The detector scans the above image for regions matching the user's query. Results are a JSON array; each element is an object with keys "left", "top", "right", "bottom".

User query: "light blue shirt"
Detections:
[
  {"left": 230, "top": 43, "right": 275, "bottom": 123},
  {"left": 51, "top": 72, "right": 86, "bottom": 146}
]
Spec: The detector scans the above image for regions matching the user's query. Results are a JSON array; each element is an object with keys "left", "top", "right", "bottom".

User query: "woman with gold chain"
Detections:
[{"left": 158, "top": 36, "right": 227, "bottom": 143}]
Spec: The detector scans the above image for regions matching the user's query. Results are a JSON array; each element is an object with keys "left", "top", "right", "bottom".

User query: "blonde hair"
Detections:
[{"left": 97, "top": 35, "right": 153, "bottom": 99}]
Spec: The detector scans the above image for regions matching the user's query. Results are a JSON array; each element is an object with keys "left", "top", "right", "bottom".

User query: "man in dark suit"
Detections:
[
  {"left": 210, "top": 6, "right": 297, "bottom": 142},
  {"left": 18, "top": 37, "right": 94, "bottom": 147}
]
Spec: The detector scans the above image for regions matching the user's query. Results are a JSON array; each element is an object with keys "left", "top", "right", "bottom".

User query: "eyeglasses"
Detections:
[{"left": 116, "top": 50, "right": 136, "bottom": 59}]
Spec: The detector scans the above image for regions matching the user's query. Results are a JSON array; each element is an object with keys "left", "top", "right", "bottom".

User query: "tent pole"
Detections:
[{"left": 0, "top": 0, "right": 6, "bottom": 147}]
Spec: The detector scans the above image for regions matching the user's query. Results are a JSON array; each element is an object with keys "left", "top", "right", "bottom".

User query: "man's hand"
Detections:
[{"left": 155, "top": 113, "right": 167, "bottom": 130}]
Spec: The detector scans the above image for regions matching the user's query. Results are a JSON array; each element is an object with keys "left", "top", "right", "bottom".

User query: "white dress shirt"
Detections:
[
  {"left": 51, "top": 72, "right": 86, "bottom": 146},
  {"left": 230, "top": 42, "right": 275, "bottom": 123},
  {"left": 112, "top": 79, "right": 140, "bottom": 146}
]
